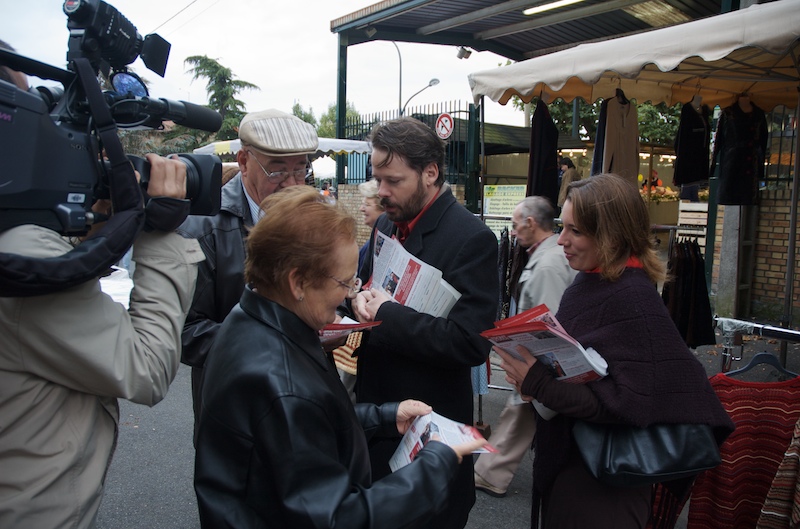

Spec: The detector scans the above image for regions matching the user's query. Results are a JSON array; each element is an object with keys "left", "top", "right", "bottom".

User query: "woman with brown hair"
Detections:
[
  {"left": 194, "top": 186, "right": 483, "bottom": 528},
  {"left": 497, "top": 174, "right": 734, "bottom": 529}
]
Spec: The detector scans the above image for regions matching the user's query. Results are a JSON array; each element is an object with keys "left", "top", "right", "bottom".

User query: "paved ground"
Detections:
[{"left": 95, "top": 325, "right": 800, "bottom": 529}]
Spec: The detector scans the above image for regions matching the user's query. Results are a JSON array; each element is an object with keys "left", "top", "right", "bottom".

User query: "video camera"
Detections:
[{"left": 0, "top": 0, "right": 223, "bottom": 236}]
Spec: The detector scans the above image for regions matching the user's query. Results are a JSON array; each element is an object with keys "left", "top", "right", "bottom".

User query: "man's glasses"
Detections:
[
  {"left": 329, "top": 275, "right": 362, "bottom": 298},
  {"left": 247, "top": 150, "right": 312, "bottom": 184}
]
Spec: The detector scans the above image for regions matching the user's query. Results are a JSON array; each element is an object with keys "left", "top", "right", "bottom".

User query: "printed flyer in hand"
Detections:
[
  {"left": 389, "top": 412, "right": 496, "bottom": 472},
  {"left": 481, "top": 304, "right": 608, "bottom": 419},
  {"left": 367, "top": 231, "right": 461, "bottom": 318}
]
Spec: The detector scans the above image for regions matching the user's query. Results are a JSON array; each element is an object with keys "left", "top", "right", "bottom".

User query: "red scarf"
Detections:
[{"left": 586, "top": 255, "right": 643, "bottom": 273}]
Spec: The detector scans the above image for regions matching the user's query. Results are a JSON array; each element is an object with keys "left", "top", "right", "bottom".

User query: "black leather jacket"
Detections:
[
  {"left": 195, "top": 287, "right": 460, "bottom": 529},
  {"left": 177, "top": 173, "right": 252, "bottom": 367}
]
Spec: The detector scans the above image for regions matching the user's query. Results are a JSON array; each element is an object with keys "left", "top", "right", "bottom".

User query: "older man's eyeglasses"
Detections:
[
  {"left": 246, "top": 150, "right": 312, "bottom": 184},
  {"left": 329, "top": 275, "right": 362, "bottom": 298}
]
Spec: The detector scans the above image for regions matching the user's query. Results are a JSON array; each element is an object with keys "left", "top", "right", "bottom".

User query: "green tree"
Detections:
[
  {"left": 515, "top": 98, "right": 601, "bottom": 140},
  {"left": 637, "top": 101, "right": 681, "bottom": 147},
  {"left": 184, "top": 55, "right": 259, "bottom": 141},
  {"left": 292, "top": 102, "right": 318, "bottom": 128},
  {"left": 513, "top": 96, "right": 680, "bottom": 145},
  {"left": 317, "top": 101, "right": 361, "bottom": 138}
]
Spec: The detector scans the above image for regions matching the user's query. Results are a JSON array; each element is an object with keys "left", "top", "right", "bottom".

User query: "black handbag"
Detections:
[{"left": 573, "top": 420, "right": 721, "bottom": 487}]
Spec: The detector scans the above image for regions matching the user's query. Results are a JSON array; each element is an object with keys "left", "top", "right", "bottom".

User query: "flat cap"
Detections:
[{"left": 238, "top": 109, "right": 318, "bottom": 157}]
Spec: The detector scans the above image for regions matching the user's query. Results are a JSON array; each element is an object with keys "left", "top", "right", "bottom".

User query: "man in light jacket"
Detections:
[
  {"left": 474, "top": 195, "right": 577, "bottom": 497},
  {"left": 0, "top": 49, "right": 204, "bottom": 528}
]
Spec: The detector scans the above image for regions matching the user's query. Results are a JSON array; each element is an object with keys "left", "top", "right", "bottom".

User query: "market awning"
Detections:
[
  {"left": 468, "top": 0, "right": 800, "bottom": 111},
  {"left": 193, "top": 137, "right": 372, "bottom": 157}
]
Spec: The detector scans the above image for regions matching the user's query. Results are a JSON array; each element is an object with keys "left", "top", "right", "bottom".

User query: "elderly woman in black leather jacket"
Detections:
[{"left": 194, "top": 186, "right": 484, "bottom": 529}]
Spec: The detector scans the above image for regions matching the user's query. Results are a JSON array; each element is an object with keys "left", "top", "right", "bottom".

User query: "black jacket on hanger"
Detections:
[
  {"left": 527, "top": 99, "right": 559, "bottom": 206},
  {"left": 674, "top": 103, "right": 711, "bottom": 186},
  {"left": 709, "top": 101, "right": 768, "bottom": 205},
  {"left": 591, "top": 98, "right": 610, "bottom": 176},
  {"left": 662, "top": 240, "right": 716, "bottom": 348}
]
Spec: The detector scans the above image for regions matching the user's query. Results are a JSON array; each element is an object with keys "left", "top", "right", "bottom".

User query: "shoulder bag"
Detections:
[{"left": 572, "top": 420, "right": 721, "bottom": 487}]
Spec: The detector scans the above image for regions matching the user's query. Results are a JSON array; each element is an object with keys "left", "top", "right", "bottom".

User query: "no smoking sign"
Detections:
[{"left": 435, "top": 113, "right": 454, "bottom": 139}]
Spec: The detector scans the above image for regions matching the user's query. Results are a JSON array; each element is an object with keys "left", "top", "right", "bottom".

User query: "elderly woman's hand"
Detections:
[
  {"left": 353, "top": 288, "right": 392, "bottom": 322},
  {"left": 445, "top": 437, "right": 489, "bottom": 464},
  {"left": 494, "top": 345, "right": 537, "bottom": 397},
  {"left": 396, "top": 399, "right": 432, "bottom": 434}
]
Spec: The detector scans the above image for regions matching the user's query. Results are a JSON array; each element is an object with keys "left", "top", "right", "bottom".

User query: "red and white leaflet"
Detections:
[
  {"left": 495, "top": 304, "right": 567, "bottom": 335},
  {"left": 483, "top": 307, "right": 608, "bottom": 420},
  {"left": 368, "top": 231, "right": 461, "bottom": 318},
  {"left": 320, "top": 318, "right": 381, "bottom": 341},
  {"left": 389, "top": 412, "right": 496, "bottom": 472}
]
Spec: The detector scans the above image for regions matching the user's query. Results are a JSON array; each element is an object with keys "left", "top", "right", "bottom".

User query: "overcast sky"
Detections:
[{"left": 2, "top": 0, "right": 526, "bottom": 128}]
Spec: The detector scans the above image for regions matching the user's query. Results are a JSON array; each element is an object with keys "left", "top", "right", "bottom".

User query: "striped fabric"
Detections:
[
  {"left": 756, "top": 416, "right": 800, "bottom": 529},
  {"left": 688, "top": 374, "right": 800, "bottom": 529},
  {"left": 332, "top": 332, "right": 362, "bottom": 376}
]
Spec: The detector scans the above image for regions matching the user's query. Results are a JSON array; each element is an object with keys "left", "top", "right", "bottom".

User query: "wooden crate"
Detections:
[{"left": 677, "top": 202, "right": 708, "bottom": 252}]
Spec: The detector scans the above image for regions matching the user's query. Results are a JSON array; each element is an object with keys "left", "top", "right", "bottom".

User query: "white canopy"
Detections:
[
  {"left": 193, "top": 137, "right": 371, "bottom": 157},
  {"left": 312, "top": 156, "right": 337, "bottom": 178},
  {"left": 468, "top": 0, "right": 800, "bottom": 111}
]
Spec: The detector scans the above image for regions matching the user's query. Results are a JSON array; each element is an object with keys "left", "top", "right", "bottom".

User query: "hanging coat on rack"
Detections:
[
  {"left": 591, "top": 98, "right": 610, "bottom": 176},
  {"left": 600, "top": 94, "right": 640, "bottom": 185},
  {"left": 674, "top": 103, "right": 711, "bottom": 186},
  {"left": 662, "top": 239, "right": 716, "bottom": 348},
  {"left": 527, "top": 99, "right": 559, "bottom": 206},
  {"left": 709, "top": 99, "right": 768, "bottom": 205},
  {"left": 497, "top": 227, "right": 511, "bottom": 320}
]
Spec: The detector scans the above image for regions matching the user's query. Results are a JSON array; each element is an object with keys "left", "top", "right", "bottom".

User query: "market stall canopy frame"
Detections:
[
  {"left": 194, "top": 137, "right": 372, "bottom": 158},
  {"left": 468, "top": 0, "right": 800, "bottom": 111}
]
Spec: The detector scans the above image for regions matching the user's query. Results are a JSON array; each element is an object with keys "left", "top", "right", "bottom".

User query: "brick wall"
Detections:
[
  {"left": 751, "top": 189, "right": 800, "bottom": 319},
  {"left": 708, "top": 189, "right": 800, "bottom": 320}
]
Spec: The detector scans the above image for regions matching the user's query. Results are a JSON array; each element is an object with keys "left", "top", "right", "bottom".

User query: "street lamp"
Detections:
[
  {"left": 401, "top": 78, "right": 440, "bottom": 116},
  {"left": 391, "top": 41, "right": 402, "bottom": 116}
]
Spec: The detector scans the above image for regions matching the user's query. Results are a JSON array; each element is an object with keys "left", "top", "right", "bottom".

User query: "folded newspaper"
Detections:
[
  {"left": 367, "top": 231, "right": 461, "bottom": 318},
  {"left": 389, "top": 412, "right": 496, "bottom": 472},
  {"left": 481, "top": 304, "right": 608, "bottom": 420}
]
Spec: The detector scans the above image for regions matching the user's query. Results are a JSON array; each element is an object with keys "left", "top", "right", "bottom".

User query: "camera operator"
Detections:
[{"left": 0, "top": 47, "right": 205, "bottom": 528}]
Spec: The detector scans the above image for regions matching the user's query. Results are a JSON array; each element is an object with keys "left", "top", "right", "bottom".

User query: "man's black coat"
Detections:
[{"left": 355, "top": 186, "right": 499, "bottom": 529}]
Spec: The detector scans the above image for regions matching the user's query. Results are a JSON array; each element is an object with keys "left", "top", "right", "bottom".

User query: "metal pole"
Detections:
[
  {"left": 392, "top": 42, "right": 402, "bottom": 116},
  {"left": 779, "top": 88, "right": 800, "bottom": 365},
  {"left": 572, "top": 99, "right": 580, "bottom": 138}
]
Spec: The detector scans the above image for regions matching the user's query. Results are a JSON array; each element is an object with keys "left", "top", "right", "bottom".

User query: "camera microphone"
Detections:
[{"left": 136, "top": 97, "right": 222, "bottom": 132}]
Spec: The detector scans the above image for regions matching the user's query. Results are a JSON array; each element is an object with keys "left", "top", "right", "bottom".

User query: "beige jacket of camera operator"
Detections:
[{"left": 0, "top": 224, "right": 203, "bottom": 528}]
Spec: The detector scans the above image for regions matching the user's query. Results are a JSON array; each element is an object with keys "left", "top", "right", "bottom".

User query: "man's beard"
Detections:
[{"left": 381, "top": 176, "right": 428, "bottom": 222}]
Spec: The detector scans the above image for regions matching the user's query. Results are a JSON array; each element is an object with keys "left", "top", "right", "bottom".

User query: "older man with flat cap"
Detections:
[{"left": 178, "top": 109, "right": 318, "bottom": 435}]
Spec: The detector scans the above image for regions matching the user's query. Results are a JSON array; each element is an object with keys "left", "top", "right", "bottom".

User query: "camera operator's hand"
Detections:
[
  {"left": 146, "top": 154, "right": 186, "bottom": 199},
  {"left": 143, "top": 154, "right": 191, "bottom": 232}
]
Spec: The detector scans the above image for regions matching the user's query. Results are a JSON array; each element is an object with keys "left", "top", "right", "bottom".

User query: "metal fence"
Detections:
[
  {"left": 764, "top": 105, "right": 797, "bottom": 187},
  {"left": 343, "top": 101, "right": 479, "bottom": 191}
]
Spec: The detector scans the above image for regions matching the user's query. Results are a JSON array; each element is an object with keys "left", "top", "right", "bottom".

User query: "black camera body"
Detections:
[{"left": 0, "top": 0, "right": 223, "bottom": 235}]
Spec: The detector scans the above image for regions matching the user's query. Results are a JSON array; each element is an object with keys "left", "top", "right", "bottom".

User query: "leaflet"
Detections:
[
  {"left": 368, "top": 231, "right": 461, "bottom": 318},
  {"left": 320, "top": 317, "right": 381, "bottom": 341},
  {"left": 389, "top": 412, "right": 496, "bottom": 472},
  {"left": 481, "top": 305, "right": 608, "bottom": 420}
]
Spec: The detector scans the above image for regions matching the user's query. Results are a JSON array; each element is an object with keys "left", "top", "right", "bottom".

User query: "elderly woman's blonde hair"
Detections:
[
  {"left": 245, "top": 186, "right": 356, "bottom": 295},
  {"left": 358, "top": 179, "right": 380, "bottom": 201}
]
